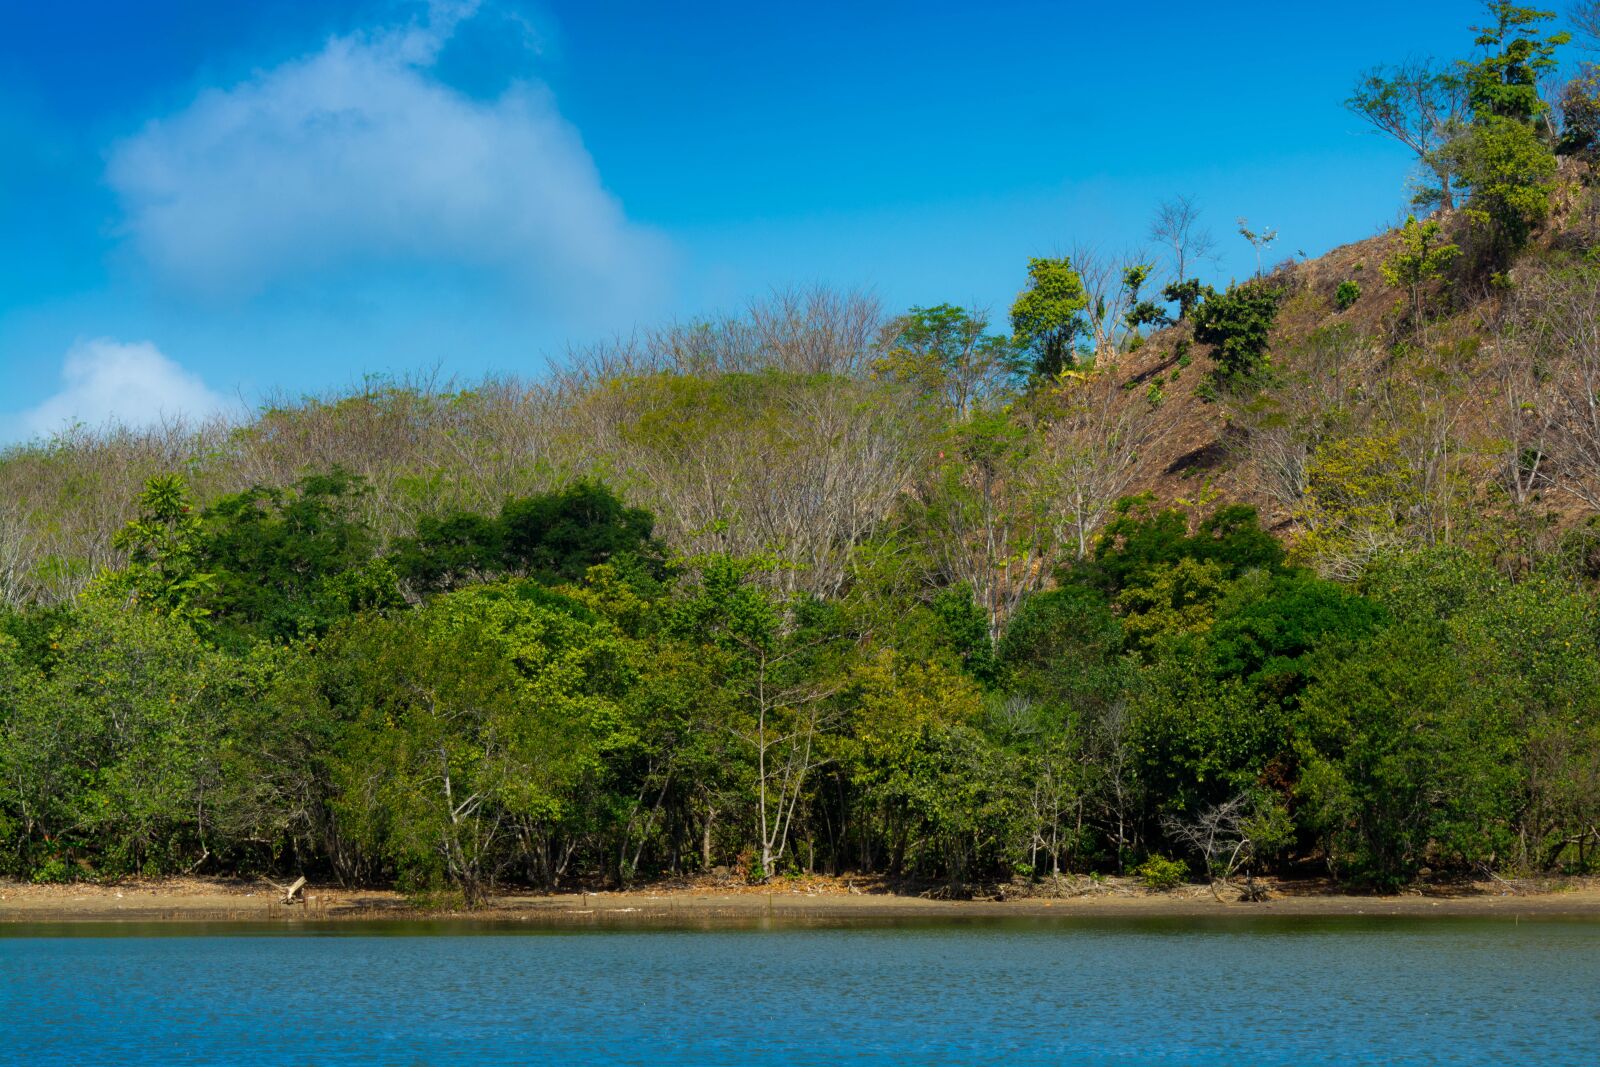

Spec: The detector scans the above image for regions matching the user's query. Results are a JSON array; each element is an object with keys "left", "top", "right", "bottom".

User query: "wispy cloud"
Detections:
[
  {"left": 10, "top": 339, "right": 234, "bottom": 438},
  {"left": 105, "top": 2, "right": 666, "bottom": 316}
]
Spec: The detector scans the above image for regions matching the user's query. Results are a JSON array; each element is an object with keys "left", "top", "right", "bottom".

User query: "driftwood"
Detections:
[{"left": 266, "top": 876, "right": 308, "bottom": 905}]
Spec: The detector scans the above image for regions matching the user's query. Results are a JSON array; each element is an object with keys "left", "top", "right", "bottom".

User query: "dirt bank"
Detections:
[{"left": 6, "top": 874, "right": 1600, "bottom": 925}]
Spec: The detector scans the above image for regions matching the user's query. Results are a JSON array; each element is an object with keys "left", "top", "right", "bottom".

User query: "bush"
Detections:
[
  {"left": 1335, "top": 280, "right": 1361, "bottom": 311},
  {"left": 1439, "top": 117, "right": 1557, "bottom": 263},
  {"left": 1135, "top": 854, "right": 1190, "bottom": 890},
  {"left": 30, "top": 856, "right": 74, "bottom": 885},
  {"left": 1192, "top": 282, "right": 1280, "bottom": 393}
]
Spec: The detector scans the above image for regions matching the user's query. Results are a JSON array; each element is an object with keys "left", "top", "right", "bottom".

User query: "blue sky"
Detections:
[{"left": 0, "top": 0, "right": 1524, "bottom": 439}]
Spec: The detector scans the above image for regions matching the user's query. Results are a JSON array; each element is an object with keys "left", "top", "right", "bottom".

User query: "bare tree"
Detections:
[
  {"left": 0, "top": 502, "right": 29, "bottom": 608},
  {"left": 1067, "top": 243, "right": 1159, "bottom": 362},
  {"left": 747, "top": 287, "right": 883, "bottom": 377},
  {"left": 1162, "top": 792, "right": 1288, "bottom": 901},
  {"left": 1373, "top": 354, "right": 1473, "bottom": 549},
  {"left": 1035, "top": 369, "right": 1156, "bottom": 559},
  {"left": 574, "top": 369, "right": 923, "bottom": 601},
  {"left": 1223, "top": 326, "right": 1367, "bottom": 515},
  {"left": 0, "top": 288, "right": 910, "bottom": 607},
  {"left": 918, "top": 412, "right": 1058, "bottom": 642},
  {"left": 1149, "top": 194, "right": 1218, "bottom": 285},
  {"left": 1491, "top": 358, "right": 1555, "bottom": 508},
  {"left": 570, "top": 287, "right": 885, "bottom": 381},
  {"left": 1520, "top": 267, "right": 1600, "bottom": 509},
  {"left": 1573, "top": 0, "right": 1600, "bottom": 48},
  {"left": 722, "top": 626, "right": 847, "bottom": 878},
  {"left": 1294, "top": 348, "right": 1476, "bottom": 584},
  {"left": 0, "top": 416, "right": 234, "bottom": 604}
]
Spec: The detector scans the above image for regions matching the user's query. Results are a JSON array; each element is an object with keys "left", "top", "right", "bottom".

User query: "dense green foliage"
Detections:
[
  {"left": 1010, "top": 256, "right": 1089, "bottom": 379},
  {"left": 1191, "top": 282, "right": 1280, "bottom": 394},
  {"left": 4, "top": 3, "right": 1600, "bottom": 904},
  {"left": 1381, "top": 215, "right": 1460, "bottom": 324},
  {"left": 391, "top": 480, "right": 666, "bottom": 596},
  {"left": 7, "top": 474, "right": 1600, "bottom": 898},
  {"left": 1349, "top": 2, "right": 1568, "bottom": 262}
]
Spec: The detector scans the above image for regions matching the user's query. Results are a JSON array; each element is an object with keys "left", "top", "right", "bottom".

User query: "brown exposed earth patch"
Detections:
[{"left": 5, "top": 874, "right": 1600, "bottom": 925}]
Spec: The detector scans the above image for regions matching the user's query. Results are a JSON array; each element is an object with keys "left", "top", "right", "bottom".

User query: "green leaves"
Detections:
[
  {"left": 105, "top": 474, "right": 215, "bottom": 623},
  {"left": 1381, "top": 215, "right": 1462, "bottom": 329},
  {"left": 875, "top": 304, "right": 1023, "bottom": 419},
  {"left": 0, "top": 601, "right": 248, "bottom": 878},
  {"left": 103, "top": 469, "right": 402, "bottom": 646},
  {"left": 1464, "top": 2, "right": 1569, "bottom": 125},
  {"left": 1439, "top": 116, "right": 1557, "bottom": 255},
  {"left": 1010, "top": 256, "right": 1090, "bottom": 380},
  {"left": 1191, "top": 282, "right": 1281, "bottom": 394},
  {"left": 1297, "top": 624, "right": 1512, "bottom": 887}
]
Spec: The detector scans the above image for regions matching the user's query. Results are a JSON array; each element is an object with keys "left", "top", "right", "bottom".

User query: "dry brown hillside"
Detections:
[
  {"left": 1106, "top": 159, "right": 1600, "bottom": 562},
  {"left": 3, "top": 165, "right": 1599, "bottom": 605}
]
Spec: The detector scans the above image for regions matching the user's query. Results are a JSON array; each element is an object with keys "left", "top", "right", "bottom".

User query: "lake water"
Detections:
[{"left": 3, "top": 916, "right": 1598, "bottom": 1065}]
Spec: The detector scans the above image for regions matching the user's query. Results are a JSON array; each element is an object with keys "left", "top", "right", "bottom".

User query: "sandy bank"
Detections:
[{"left": 6, "top": 874, "right": 1600, "bottom": 925}]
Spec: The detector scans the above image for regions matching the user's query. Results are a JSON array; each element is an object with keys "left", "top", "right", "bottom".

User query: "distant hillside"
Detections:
[
  {"left": 1107, "top": 158, "right": 1600, "bottom": 570},
  {"left": 4, "top": 162, "right": 1600, "bottom": 609}
]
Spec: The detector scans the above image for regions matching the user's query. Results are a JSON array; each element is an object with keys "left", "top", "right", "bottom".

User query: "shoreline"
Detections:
[{"left": 7, "top": 875, "right": 1600, "bottom": 925}]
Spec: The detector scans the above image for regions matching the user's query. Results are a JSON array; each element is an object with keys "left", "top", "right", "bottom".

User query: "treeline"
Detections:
[
  {"left": 3, "top": 472, "right": 1600, "bottom": 897},
  {"left": 5, "top": 3, "right": 1600, "bottom": 898}
]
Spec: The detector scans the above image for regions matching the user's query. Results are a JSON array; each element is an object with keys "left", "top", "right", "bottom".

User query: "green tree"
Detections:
[
  {"left": 1557, "top": 66, "right": 1600, "bottom": 160},
  {"left": 1119, "top": 263, "right": 1172, "bottom": 341},
  {"left": 499, "top": 481, "right": 663, "bottom": 586},
  {"left": 105, "top": 475, "right": 215, "bottom": 623},
  {"left": 1298, "top": 624, "right": 1517, "bottom": 887},
  {"left": 1346, "top": 60, "right": 1468, "bottom": 210},
  {"left": 667, "top": 556, "right": 852, "bottom": 877},
  {"left": 1380, "top": 215, "right": 1461, "bottom": 325},
  {"left": 1461, "top": 2, "right": 1569, "bottom": 125},
  {"left": 198, "top": 469, "right": 400, "bottom": 645},
  {"left": 1191, "top": 283, "right": 1281, "bottom": 393},
  {"left": 1075, "top": 498, "right": 1285, "bottom": 599},
  {"left": 875, "top": 304, "right": 1022, "bottom": 419},
  {"left": 1161, "top": 278, "right": 1211, "bottom": 321},
  {"left": 323, "top": 616, "right": 528, "bottom": 904},
  {"left": 839, "top": 651, "right": 1004, "bottom": 882},
  {"left": 1010, "top": 257, "right": 1090, "bottom": 380},
  {"left": 392, "top": 481, "right": 666, "bottom": 597},
  {"left": 316, "top": 581, "right": 638, "bottom": 902},
  {"left": 0, "top": 599, "right": 252, "bottom": 878},
  {"left": 1439, "top": 116, "right": 1558, "bottom": 256}
]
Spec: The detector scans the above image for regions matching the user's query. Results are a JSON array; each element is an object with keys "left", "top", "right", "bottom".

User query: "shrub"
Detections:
[
  {"left": 1335, "top": 280, "right": 1361, "bottom": 311},
  {"left": 1135, "top": 854, "right": 1190, "bottom": 890},
  {"left": 1438, "top": 117, "right": 1557, "bottom": 263},
  {"left": 1192, "top": 282, "right": 1281, "bottom": 394},
  {"left": 1381, "top": 216, "right": 1460, "bottom": 324}
]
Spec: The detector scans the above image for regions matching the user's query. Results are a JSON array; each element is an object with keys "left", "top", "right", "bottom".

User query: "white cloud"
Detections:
[
  {"left": 105, "top": 3, "right": 666, "bottom": 313},
  {"left": 15, "top": 339, "right": 234, "bottom": 437}
]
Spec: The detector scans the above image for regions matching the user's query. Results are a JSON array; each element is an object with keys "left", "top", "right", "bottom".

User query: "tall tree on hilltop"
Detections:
[
  {"left": 1149, "top": 195, "right": 1218, "bottom": 318},
  {"left": 1462, "top": 2, "right": 1569, "bottom": 126},
  {"left": 1010, "top": 257, "right": 1089, "bottom": 380},
  {"left": 1346, "top": 60, "right": 1469, "bottom": 210},
  {"left": 1149, "top": 195, "right": 1217, "bottom": 288}
]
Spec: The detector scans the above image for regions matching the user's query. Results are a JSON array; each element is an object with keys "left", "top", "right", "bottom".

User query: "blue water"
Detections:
[{"left": 3, "top": 917, "right": 1598, "bottom": 1065}]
